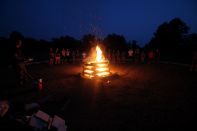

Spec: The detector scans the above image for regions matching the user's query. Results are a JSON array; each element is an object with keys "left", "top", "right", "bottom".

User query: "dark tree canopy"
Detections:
[
  {"left": 184, "top": 33, "right": 197, "bottom": 51},
  {"left": 149, "top": 17, "right": 189, "bottom": 50},
  {"left": 51, "top": 36, "right": 80, "bottom": 50},
  {"left": 80, "top": 34, "right": 97, "bottom": 51},
  {"left": 9, "top": 31, "right": 24, "bottom": 42},
  {"left": 104, "top": 33, "right": 128, "bottom": 50}
]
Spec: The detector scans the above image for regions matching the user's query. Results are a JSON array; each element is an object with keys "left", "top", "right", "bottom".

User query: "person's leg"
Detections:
[
  {"left": 14, "top": 63, "right": 23, "bottom": 86},
  {"left": 20, "top": 63, "right": 33, "bottom": 81}
]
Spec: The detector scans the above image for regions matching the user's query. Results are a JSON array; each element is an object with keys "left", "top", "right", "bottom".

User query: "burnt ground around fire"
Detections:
[{"left": 0, "top": 63, "right": 197, "bottom": 131}]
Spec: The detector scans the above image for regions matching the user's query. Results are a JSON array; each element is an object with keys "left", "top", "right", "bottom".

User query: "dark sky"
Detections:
[{"left": 0, "top": 0, "right": 197, "bottom": 46}]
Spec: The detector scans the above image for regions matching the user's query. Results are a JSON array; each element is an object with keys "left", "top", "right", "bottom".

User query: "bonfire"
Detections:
[{"left": 82, "top": 45, "right": 110, "bottom": 79}]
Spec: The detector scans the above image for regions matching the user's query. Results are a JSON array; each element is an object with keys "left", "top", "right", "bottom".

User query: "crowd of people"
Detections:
[
  {"left": 48, "top": 48, "right": 84, "bottom": 65},
  {"left": 47, "top": 47, "right": 161, "bottom": 65},
  {"left": 8, "top": 35, "right": 196, "bottom": 88},
  {"left": 10, "top": 37, "right": 197, "bottom": 88}
]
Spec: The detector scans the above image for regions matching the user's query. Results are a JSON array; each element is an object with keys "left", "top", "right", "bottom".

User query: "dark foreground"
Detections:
[{"left": 0, "top": 63, "right": 197, "bottom": 130}]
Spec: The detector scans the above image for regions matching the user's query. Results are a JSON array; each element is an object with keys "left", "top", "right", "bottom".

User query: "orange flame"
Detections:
[
  {"left": 96, "top": 45, "right": 103, "bottom": 62},
  {"left": 82, "top": 45, "right": 110, "bottom": 78}
]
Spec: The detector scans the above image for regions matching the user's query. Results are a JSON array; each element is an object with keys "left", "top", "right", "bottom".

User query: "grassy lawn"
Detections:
[{"left": 1, "top": 63, "right": 197, "bottom": 130}]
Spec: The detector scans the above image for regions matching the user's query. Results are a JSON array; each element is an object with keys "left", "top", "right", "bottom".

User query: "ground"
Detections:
[{"left": 0, "top": 63, "right": 197, "bottom": 131}]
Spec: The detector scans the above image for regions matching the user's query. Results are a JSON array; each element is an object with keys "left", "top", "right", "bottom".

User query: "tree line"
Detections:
[{"left": 0, "top": 17, "right": 197, "bottom": 66}]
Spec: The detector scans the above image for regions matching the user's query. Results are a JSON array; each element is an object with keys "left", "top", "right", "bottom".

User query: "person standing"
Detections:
[
  {"left": 12, "top": 39, "right": 32, "bottom": 86},
  {"left": 61, "top": 48, "right": 66, "bottom": 64},
  {"left": 155, "top": 48, "right": 160, "bottom": 63},
  {"left": 55, "top": 48, "right": 61, "bottom": 64},
  {"left": 190, "top": 51, "right": 197, "bottom": 72},
  {"left": 82, "top": 51, "right": 86, "bottom": 63},
  {"left": 148, "top": 50, "right": 155, "bottom": 64},
  {"left": 140, "top": 51, "right": 146, "bottom": 64},
  {"left": 128, "top": 48, "right": 134, "bottom": 62},
  {"left": 49, "top": 48, "right": 55, "bottom": 65},
  {"left": 66, "top": 49, "right": 70, "bottom": 63}
]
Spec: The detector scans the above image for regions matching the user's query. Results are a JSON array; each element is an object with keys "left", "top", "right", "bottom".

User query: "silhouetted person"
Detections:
[
  {"left": 190, "top": 51, "right": 197, "bottom": 72},
  {"left": 66, "top": 49, "right": 70, "bottom": 63},
  {"left": 148, "top": 50, "right": 155, "bottom": 64},
  {"left": 49, "top": 47, "right": 55, "bottom": 65},
  {"left": 128, "top": 48, "right": 134, "bottom": 62},
  {"left": 107, "top": 49, "right": 111, "bottom": 61},
  {"left": 0, "top": 100, "right": 33, "bottom": 130},
  {"left": 61, "top": 48, "right": 66, "bottom": 64},
  {"left": 55, "top": 48, "right": 61, "bottom": 64},
  {"left": 155, "top": 48, "right": 160, "bottom": 63},
  {"left": 82, "top": 51, "right": 87, "bottom": 63},
  {"left": 140, "top": 51, "right": 146, "bottom": 64},
  {"left": 12, "top": 39, "right": 32, "bottom": 86},
  {"left": 134, "top": 48, "right": 140, "bottom": 63},
  {"left": 72, "top": 50, "right": 76, "bottom": 63}
]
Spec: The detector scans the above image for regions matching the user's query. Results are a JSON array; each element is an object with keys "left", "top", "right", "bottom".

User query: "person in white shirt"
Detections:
[{"left": 128, "top": 49, "right": 134, "bottom": 62}]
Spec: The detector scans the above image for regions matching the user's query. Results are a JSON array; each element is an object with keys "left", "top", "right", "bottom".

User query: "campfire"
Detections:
[{"left": 81, "top": 45, "right": 110, "bottom": 79}]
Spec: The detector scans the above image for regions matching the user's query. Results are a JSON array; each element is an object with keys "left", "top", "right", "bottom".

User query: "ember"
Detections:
[{"left": 82, "top": 45, "right": 110, "bottom": 78}]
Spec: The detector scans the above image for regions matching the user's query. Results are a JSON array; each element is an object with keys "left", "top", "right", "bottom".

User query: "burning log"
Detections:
[{"left": 81, "top": 45, "right": 111, "bottom": 79}]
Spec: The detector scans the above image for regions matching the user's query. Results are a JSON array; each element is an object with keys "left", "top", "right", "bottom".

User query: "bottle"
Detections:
[{"left": 38, "top": 78, "right": 43, "bottom": 91}]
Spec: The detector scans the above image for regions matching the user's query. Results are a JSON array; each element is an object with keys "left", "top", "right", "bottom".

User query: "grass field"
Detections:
[{"left": 1, "top": 63, "right": 197, "bottom": 130}]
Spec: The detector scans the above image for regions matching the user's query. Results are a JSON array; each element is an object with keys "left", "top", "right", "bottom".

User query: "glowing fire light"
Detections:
[
  {"left": 82, "top": 45, "right": 110, "bottom": 78},
  {"left": 96, "top": 46, "right": 102, "bottom": 62}
]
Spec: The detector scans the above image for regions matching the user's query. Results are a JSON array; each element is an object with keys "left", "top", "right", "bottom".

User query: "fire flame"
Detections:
[
  {"left": 96, "top": 45, "right": 103, "bottom": 62},
  {"left": 82, "top": 45, "right": 110, "bottom": 78}
]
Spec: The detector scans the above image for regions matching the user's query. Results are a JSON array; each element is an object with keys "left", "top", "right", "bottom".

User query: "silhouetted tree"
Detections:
[
  {"left": 81, "top": 34, "right": 96, "bottom": 51},
  {"left": 104, "top": 33, "right": 127, "bottom": 50},
  {"left": 51, "top": 36, "right": 80, "bottom": 50},
  {"left": 146, "top": 18, "right": 190, "bottom": 62},
  {"left": 9, "top": 31, "right": 24, "bottom": 42},
  {"left": 131, "top": 40, "right": 141, "bottom": 50},
  {"left": 184, "top": 33, "right": 197, "bottom": 51},
  {"left": 63, "top": 36, "right": 80, "bottom": 50},
  {"left": 149, "top": 18, "right": 189, "bottom": 51},
  {"left": 181, "top": 33, "right": 197, "bottom": 62},
  {"left": 22, "top": 38, "right": 47, "bottom": 60}
]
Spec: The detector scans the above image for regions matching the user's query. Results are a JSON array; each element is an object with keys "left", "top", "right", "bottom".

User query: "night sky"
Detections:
[{"left": 0, "top": 0, "right": 197, "bottom": 46}]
